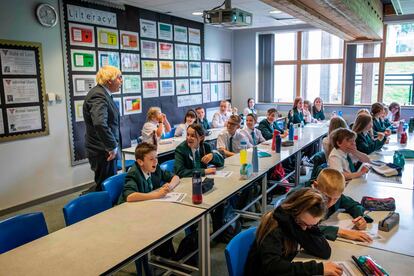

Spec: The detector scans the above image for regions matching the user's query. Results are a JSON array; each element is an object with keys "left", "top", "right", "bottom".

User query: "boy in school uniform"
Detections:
[
  {"left": 118, "top": 142, "right": 179, "bottom": 204},
  {"left": 195, "top": 106, "right": 210, "bottom": 130},
  {"left": 217, "top": 115, "right": 252, "bottom": 158},
  {"left": 241, "top": 113, "right": 265, "bottom": 145},
  {"left": 257, "top": 108, "right": 288, "bottom": 140},
  {"left": 211, "top": 100, "right": 231, "bottom": 128}
]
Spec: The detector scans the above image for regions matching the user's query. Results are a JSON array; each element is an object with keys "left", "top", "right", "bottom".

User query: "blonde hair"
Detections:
[
  {"left": 357, "top": 108, "right": 370, "bottom": 116},
  {"left": 326, "top": 117, "right": 348, "bottom": 156},
  {"left": 96, "top": 65, "right": 121, "bottom": 85},
  {"left": 146, "top": 107, "right": 161, "bottom": 121},
  {"left": 316, "top": 168, "right": 345, "bottom": 194}
]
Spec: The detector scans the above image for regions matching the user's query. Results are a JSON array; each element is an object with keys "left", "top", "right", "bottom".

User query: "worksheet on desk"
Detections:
[
  {"left": 335, "top": 261, "right": 363, "bottom": 276},
  {"left": 209, "top": 171, "right": 233, "bottom": 178}
]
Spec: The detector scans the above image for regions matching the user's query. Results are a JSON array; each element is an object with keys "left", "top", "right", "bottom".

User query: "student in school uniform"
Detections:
[
  {"left": 141, "top": 107, "right": 171, "bottom": 145},
  {"left": 245, "top": 188, "right": 342, "bottom": 276},
  {"left": 243, "top": 98, "right": 257, "bottom": 116},
  {"left": 174, "top": 123, "right": 224, "bottom": 177},
  {"left": 322, "top": 116, "right": 348, "bottom": 159},
  {"left": 257, "top": 108, "right": 288, "bottom": 140},
  {"left": 195, "top": 106, "right": 210, "bottom": 130},
  {"left": 328, "top": 128, "right": 370, "bottom": 180},
  {"left": 300, "top": 168, "right": 373, "bottom": 242},
  {"left": 303, "top": 100, "right": 317, "bottom": 123},
  {"left": 241, "top": 113, "right": 265, "bottom": 145},
  {"left": 371, "top": 103, "right": 392, "bottom": 136},
  {"left": 211, "top": 100, "right": 231, "bottom": 128},
  {"left": 288, "top": 96, "right": 305, "bottom": 125},
  {"left": 387, "top": 102, "right": 401, "bottom": 123},
  {"left": 217, "top": 115, "right": 252, "bottom": 158},
  {"left": 382, "top": 105, "right": 393, "bottom": 129},
  {"left": 312, "top": 97, "right": 325, "bottom": 121},
  {"left": 174, "top": 109, "right": 197, "bottom": 137},
  {"left": 228, "top": 102, "right": 238, "bottom": 115},
  {"left": 353, "top": 114, "right": 386, "bottom": 154}
]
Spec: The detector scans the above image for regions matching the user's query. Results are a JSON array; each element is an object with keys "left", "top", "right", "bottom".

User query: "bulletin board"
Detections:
[
  {"left": 0, "top": 40, "right": 49, "bottom": 142},
  {"left": 60, "top": 0, "right": 231, "bottom": 164}
]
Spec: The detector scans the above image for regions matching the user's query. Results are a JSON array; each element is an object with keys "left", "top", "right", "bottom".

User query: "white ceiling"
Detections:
[{"left": 99, "top": 0, "right": 304, "bottom": 29}]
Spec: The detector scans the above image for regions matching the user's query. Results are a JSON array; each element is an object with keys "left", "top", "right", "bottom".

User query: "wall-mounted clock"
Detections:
[{"left": 36, "top": 3, "right": 58, "bottom": 28}]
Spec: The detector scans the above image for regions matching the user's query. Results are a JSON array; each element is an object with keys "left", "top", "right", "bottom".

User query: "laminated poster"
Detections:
[
  {"left": 120, "top": 30, "right": 139, "bottom": 50},
  {"left": 158, "top": 42, "right": 173, "bottom": 60},
  {"left": 141, "top": 40, "right": 157, "bottom": 59},
  {"left": 141, "top": 60, "right": 158, "bottom": 78},
  {"left": 97, "top": 27, "right": 119, "bottom": 49},
  {"left": 224, "top": 63, "right": 231, "bottom": 81},
  {"left": 74, "top": 100, "right": 84, "bottom": 122},
  {"left": 177, "top": 94, "right": 202, "bottom": 107},
  {"left": 71, "top": 49, "right": 96, "bottom": 72},
  {"left": 3, "top": 78, "right": 39, "bottom": 104},
  {"left": 218, "top": 82, "right": 225, "bottom": 100},
  {"left": 0, "top": 113, "right": 4, "bottom": 135},
  {"left": 188, "top": 28, "right": 201, "bottom": 44},
  {"left": 175, "top": 61, "right": 188, "bottom": 77},
  {"left": 121, "top": 53, "right": 140, "bottom": 72},
  {"left": 1, "top": 48, "right": 37, "bottom": 75},
  {"left": 142, "top": 80, "right": 159, "bottom": 98},
  {"left": 189, "top": 45, "right": 201, "bottom": 60},
  {"left": 202, "top": 62, "right": 210, "bottom": 82},
  {"left": 217, "top": 63, "right": 225, "bottom": 81},
  {"left": 158, "top": 23, "right": 173, "bottom": 41},
  {"left": 123, "top": 75, "right": 141, "bottom": 94},
  {"left": 72, "top": 75, "right": 96, "bottom": 96},
  {"left": 7, "top": 106, "right": 42, "bottom": 133},
  {"left": 140, "top": 19, "right": 157, "bottom": 39},
  {"left": 69, "top": 23, "right": 95, "bottom": 47},
  {"left": 159, "top": 61, "right": 174, "bottom": 78},
  {"left": 123, "top": 96, "right": 142, "bottom": 115},
  {"left": 175, "top": 44, "right": 188, "bottom": 60},
  {"left": 190, "top": 78, "right": 201, "bottom": 94},
  {"left": 189, "top": 62, "right": 201, "bottom": 77},
  {"left": 160, "top": 79, "right": 175, "bottom": 96},
  {"left": 211, "top": 83, "right": 218, "bottom": 102},
  {"left": 225, "top": 82, "right": 231, "bottom": 99},
  {"left": 98, "top": 51, "right": 120, "bottom": 68},
  {"left": 176, "top": 79, "right": 189, "bottom": 95},
  {"left": 210, "top": 62, "right": 218, "bottom": 81},
  {"left": 174, "top": 25, "right": 188, "bottom": 42},
  {"left": 202, "top": 83, "right": 211, "bottom": 103}
]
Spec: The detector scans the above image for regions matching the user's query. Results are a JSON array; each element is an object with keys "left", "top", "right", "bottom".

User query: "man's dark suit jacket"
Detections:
[{"left": 83, "top": 84, "right": 120, "bottom": 157}]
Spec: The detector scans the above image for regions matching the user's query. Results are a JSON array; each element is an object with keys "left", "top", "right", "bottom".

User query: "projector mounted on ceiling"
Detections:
[{"left": 203, "top": 0, "right": 252, "bottom": 27}]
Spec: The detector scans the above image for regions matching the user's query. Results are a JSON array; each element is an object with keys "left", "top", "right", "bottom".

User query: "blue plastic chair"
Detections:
[
  {"left": 102, "top": 172, "right": 127, "bottom": 205},
  {"left": 161, "top": 127, "right": 176, "bottom": 139},
  {"left": 117, "top": 159, "right": 135, "bottom": 171},
  {"left": 160, "top": 159, "right": 175, "bottom": 174},
  {"left": 63, "top": 191, "right": 112, "bottom": 226},
  {"left": 0, "top": 212, "right": 48, "bottom": 254},
  {"left": 225, "top": 227, "right": 257, "bottom": 276}
]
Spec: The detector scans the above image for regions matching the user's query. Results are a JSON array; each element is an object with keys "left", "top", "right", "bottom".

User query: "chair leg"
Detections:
[{"left": 135, "top": 255, "right": 153, "bottom": 276}]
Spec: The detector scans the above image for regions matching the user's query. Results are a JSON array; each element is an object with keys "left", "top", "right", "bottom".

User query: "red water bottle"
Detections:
[
  {"left": 271, "top": 129, "right": 280, "bottom": 151},
  {"left": 192, "top": 170, "right": 202, "bottom": 204},
  {"left": 400, "top": 132, "right": 407, "bottom": 144}
]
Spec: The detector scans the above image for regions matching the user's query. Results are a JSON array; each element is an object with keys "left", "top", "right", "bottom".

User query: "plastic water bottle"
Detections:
[
  {"left": 252, "top": 146, "right": 259, "bottom": 173},
  {"left": 294, "top": 124, "right": 299, "bottom": 141},
  {"left": 397, "top": 121, "right": 404, "bottom": 140},
  {"left": 289, "top": 123, "right": 294, "bottom": 141},
  {"left": 239, "top": 139, "right": 248, "bottom": 165},
  {"left": 338, "top": 111, "right": 343, "bottom": 117},
  {"left": 192, "top": 170, "right": 202, "bottom": 204},
  {"left": 271, "top": 129, "right": 279, "bottom": 151}
]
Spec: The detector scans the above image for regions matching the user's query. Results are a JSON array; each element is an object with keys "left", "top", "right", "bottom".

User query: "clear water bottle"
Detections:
[
  {"left": 192, "top": 170, "right": 202, "bottom": 204},
  {"left": 239, "top": 139, "right": 248, "bottom": 165}
]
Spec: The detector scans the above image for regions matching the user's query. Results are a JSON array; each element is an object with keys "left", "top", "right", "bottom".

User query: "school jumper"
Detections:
[
  {"left": 355, "top": 132, "right": 385, "bottom": 154},
  {"left": 288, "top": 108, "right": 305, "bottom": 125},
  {"left": 257, "top": 119, "right": 284, "bottom": 140}
]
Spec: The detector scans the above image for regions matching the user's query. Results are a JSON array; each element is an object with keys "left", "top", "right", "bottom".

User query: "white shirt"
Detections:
[
  {"left": 211, "top": 111, "right": 231, "bottom": 128},
  {"left": 328, "top": 148, "right": 357, "bottom": 173},
  {"left": 241, "top": 126, "right": 265, "bottom": 145},
  {"left": 217, "top": 129, "right": 252, "bottom": 153},
  {"left": 141, "top": 121, "right": 163, "bottom": 144},
  {"left": 243, "top": 107, "right": 257, "bottom": 116},
  {"left": 322, "top": 137, "right": 330, "bottom": 159},
  {"left": 175, "top": 123, "right": 190, "bottom": 137}
]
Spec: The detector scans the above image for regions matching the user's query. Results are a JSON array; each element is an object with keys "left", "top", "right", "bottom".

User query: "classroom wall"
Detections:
[{"left": 0, "top": 0, "right": 233, "bottom": 211}]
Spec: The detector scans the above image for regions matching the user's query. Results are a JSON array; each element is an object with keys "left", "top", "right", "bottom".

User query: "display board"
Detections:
[
  {"left": 61, "top": 0, "right": 231, "bottom": 164},
  {"left": 0, "top": 40, "right": 49, "bottom": 142}
]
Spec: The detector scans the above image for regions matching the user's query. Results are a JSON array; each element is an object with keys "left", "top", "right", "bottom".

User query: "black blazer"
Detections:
[{"left": 83, "top": 85, "right": 120, "bottom": 157}]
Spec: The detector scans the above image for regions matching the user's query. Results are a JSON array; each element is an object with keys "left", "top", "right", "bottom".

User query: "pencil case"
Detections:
[
  {"left": 361, "top": 196, "right": 396, "bottom": 211},
  {"left": 378, "top": 211, "right": 399, "bottom": 232},
  {"left": 202, "top": 178, "right": 214, "bottom": 193},
  {"left": 357, "top": 255, "right": 390, "bottom": 276}
]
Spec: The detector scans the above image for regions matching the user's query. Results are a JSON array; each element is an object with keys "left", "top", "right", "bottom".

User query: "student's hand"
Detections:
[
  {"left": 156, "top": 186, "right": 170, "bottom": 198},
  {"left": 205, "top": 167, "right": 216, "bottom": 175},
  {"left": 107, "top": 149, "right": 117, "bottom": 161},
  {"left": 338, "top": 228, "right": 373, "bottom": 243},
  {"left": 384, "top": 129, "right": 391, "bottom": 136},
  {"left": 161, "top": 113, "right": 167, "bottom": 123},
  {"left": 201, "top": 153, "right": 213, "bottom": 164},
  {"left": 385, "top": 137, "right": 390, "bottom": 144},
  {"left": 323, "top": 262, "right": 343, "bottom": 276},
  {"left": 359, "top": 166, "right": 369, "bottom": 175},
  {"left": 352, "top": 216, "right": 367, "bottom": 230},
  {"left": 281, "top": 132, "right": 288, "bottom": 139},
  {"left": 377, "top": 132, "right": 385, "bottom": 141}
]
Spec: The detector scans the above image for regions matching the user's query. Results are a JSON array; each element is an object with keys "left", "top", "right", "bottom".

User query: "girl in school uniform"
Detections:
[
  {"left": 241, "top": 113, "right": 265, "bottom": 145},
  {"left": 174, "top": 123, "right": 224, "bottom": 177},
  {"left": 387, "top": 102, "right": 401, "bottom": 123},
  {"left": 303, "top": 100, "right": 317, "bottom": 123},
  {"left": 312, "top": 97, "right": 325, "bottom": 121},
  {"left": 245, "top": 188, "right": 342, "bottom": 276},
  {"left": 243, "top": 98, "right": 257, "bottom": 116},
  {"left": 322, "top": 116, "right": 348, "bottom": 159},
  {"left": 288, "top": 96, "right": 305, "bottom": 125},
  {"left": 141, "top": 107, "right": 171, "bottom": 145},
  {"left": 352, "top": 113, "right": 386, "bottom": 154},
  {"left": 371, "top": 102, "right": 391, "bottom": 136},
  {"left": 175, "top": 109, "right": 197, "bottom": 137}
]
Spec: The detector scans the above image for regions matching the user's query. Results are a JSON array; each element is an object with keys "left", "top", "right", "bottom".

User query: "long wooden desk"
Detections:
[{"left": 0, "top": 202, "right": 207, "bottom": 276}]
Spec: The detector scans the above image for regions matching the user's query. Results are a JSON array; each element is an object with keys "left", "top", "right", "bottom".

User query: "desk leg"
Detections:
[
  {"left": 295, "top": 151, "right": 301, "bottom": 185},
  {"left": 198, "top": 214, "right": 210, "bottom": 276},
  {"left": 261, "top": 176, "right": 267, "bottom": 215},
  {"left": 122, "top": 151, "right": 126, "bottom": 172}
]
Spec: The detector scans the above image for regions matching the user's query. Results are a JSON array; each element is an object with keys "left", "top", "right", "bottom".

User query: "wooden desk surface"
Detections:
[
  {"left": 0, "top": 202, "right": 205, "bottom": 276},
  {"left": 295, "top": 240, "right": 414, "bottom": 275}
]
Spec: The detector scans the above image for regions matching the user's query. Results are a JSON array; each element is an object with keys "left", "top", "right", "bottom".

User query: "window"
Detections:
[
  {"left": 274, "top": 65, "right": 296, "bottom": 102},
  {"left": 386, "top": 23, "right": 414, "bottom": 57},
  {"left": 354, "top": 63, "right": 379, "bottom": 104},
  {"left": 274, "top": 32, "right": 296, "bottom": 61},
  {"left": 302, "top": 30, "right": 343, "bottom": 60},
  {"left": 383, "top": 62, "right": 414, "bottom": 105}
]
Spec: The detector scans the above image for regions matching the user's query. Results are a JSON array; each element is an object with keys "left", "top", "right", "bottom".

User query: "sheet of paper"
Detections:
[
  {"left": 335, "top": 261, "right": 363, "bottom": 276},
  {"left": 210, "top": 171, "right": 233, "bottom": 178},
  {"left": 150, "top": 192, "right": 186, "bottom": 203}
]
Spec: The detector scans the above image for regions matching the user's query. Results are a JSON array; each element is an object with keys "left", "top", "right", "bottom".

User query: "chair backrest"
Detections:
[
  {"left": 102, "top": 172, "right": 127, "bottom": 205},
  {"left": 162, "top": 127, "right": 176, "bottom": 139},
  {"left": 0, "top": 212, "right": 48, "bottom": 254},
  {"left": 63, "top": 191, "right": 112, "bottom": 226},
  {"left": 160, "top": 159, "right": 175, "bottom": 174},
  {"left": 225, "top": 227, "right": 257, "bottom": 276}
]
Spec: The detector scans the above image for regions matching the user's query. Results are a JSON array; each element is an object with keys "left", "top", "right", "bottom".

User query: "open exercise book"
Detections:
[{"left": 149, "top": 192, "right": 186, "bottom": 203}]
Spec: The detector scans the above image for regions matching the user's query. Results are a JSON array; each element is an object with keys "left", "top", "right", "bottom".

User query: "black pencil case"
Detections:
[
  {"left": 378, "top": 211, "right": 399, "bottom": 232},
  {"left": 202, "top": 178, "right": 214, "bottom": 193}
]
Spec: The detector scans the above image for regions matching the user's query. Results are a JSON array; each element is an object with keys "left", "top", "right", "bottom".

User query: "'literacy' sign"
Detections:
[{"left": 67, "top": 4, "right": 117, "bottom": 28}]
